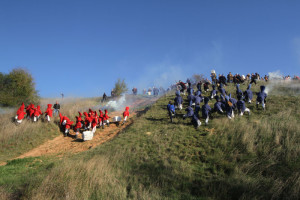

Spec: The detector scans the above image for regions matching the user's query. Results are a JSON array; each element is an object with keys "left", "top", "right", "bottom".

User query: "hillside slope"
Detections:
[{"left": 0, "top": 82, "right": 300, "bottom": 199}]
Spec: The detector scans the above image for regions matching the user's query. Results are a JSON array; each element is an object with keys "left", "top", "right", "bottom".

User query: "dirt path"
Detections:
[{"left": 0, "top": 96, "right": 158, "bottom": 165}]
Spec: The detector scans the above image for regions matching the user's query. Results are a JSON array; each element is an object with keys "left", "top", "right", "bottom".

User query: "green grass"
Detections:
[{"left": 0, "top": 82, "right": 300, "bottom": 199}]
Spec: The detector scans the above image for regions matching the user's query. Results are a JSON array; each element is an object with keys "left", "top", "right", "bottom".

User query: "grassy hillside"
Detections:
[{"left": 0, "top": 82, "right": 300, "bottom": 199}]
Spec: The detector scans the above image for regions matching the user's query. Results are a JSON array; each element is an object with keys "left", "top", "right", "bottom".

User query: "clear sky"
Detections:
[{"left": 1, "top": 0, "right": 300, "bottom": 97}]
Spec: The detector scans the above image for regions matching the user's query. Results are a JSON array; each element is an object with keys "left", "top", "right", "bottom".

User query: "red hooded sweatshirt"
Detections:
[
  {"left": 17, "top": 103, "right": 25, "bottom": 116},
  {"left": 98, "top": 110, "right": 103, "bottom": 122},
  {"left": 34, "top": 105, "right": 43, "bottom": 117},
  {"left": 103, "top": 110, "right": 110, "bottom": 121},
  {"left": 74, "top": 116, "right": 82, "bottom": 130},
  {"left": 65, "top": 118, "right": 74, "bottom": 129},
  {"left": 29, "top": 104, "right": 35, "bottom": 117},
  {"left": 123, "top": 107, "right": 130, "bottom": 117},
  {"left": 17, "top": 110, "right": 26, "bottom": 120},
  {"left": 45, "top": 104, "right": 53, "bottom": 117}
]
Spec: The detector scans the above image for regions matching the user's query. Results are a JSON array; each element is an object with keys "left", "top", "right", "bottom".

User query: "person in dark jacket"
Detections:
[
  {"left": 218, "top": 84, "right": 226, "bottom": 97},
  {"left": 174, "top": 92, "right": 183, "bottom": 110},
  {"left": 167, "top": 101, "right": 176, "bottom": 122},
  {"left": 196, "top": 81, "right": 202, "bottom": 92},
  {"left": 193, "top": 91, "right": 202, "bottom": 106},
  {"left": 237, "top": 95, "right": 250, "bottom": 116},
  {"left": 244, "top": 84, "right": 253, "bottom": 103},
  {"left": 53, "top": 101, "right": 60, "bottom": 116},
  {"left": 225, "top": 96, "right": 234, "bottom": 119},
  {"left": 187, "top": 87, "right": 194, "bottom": 95},
  {"left": 183, "top": 106, "right": 201, "bottom": 128},
  {"left": 214, "top": 96, "right": 224, "bottom": 113},
  {"left": 202, "top": 97, "right": 211, "bottom": 125},
  {"left": 187, "top": 93, "right": 195, "bottom": 107},
  {"left": 236, "top": 84, "right": 243, "bottom": 96},
  {"left": 256, "top": 85, "right": 267, "bottom": 110},
  {"left": 203, "top": 81, "right": 210, "bottom": 93},
  {"left": 211, "top": 85, "right": 217, "bottom": 99}
]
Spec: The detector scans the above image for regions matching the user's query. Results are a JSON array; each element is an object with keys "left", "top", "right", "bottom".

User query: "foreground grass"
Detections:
[{"left": 1, "top": 82, "right": 300, "bottom": 199}]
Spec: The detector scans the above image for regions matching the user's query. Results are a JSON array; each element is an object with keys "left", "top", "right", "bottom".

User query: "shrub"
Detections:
[
  {"left": 112, "top": 78, "right": 128, "bottom": 97},
  {"left": 0, "top": 68, "right": 39, "bottom": 106}
]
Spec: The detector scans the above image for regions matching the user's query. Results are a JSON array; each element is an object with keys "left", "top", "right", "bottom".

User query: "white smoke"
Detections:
[
  {"left": 102, "top": 95, "right": 127, "bottom": 111},
  {"left": 265, "top": 70, "right": 300, "bottom": 95}
]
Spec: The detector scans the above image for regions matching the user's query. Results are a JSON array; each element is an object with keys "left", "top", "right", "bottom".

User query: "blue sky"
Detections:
[{"left": 1, "top": 0, "right": 300, "bottom": 97}]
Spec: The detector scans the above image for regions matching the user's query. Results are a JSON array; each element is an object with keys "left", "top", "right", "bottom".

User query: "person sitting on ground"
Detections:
[
  {"left": 237, "top": 95, "right": 250, "bottom": 116},
  {"left": 244, "top": 84, "right": 253, "bottom": 103},
  {"left": 102, "top": 110, "right": 110, "bottom": 128},
  {"left": 74, "top": 116, "right": 82, "bottom": 139},
  {"left": 99, "top": 110, "right": 104, "bottom": 127},
  {"left": 174, "top": 91, "right": 183, "bottom": 110},
  {"left": 183, "top": 106, "right": 201, "bottom": 128},
  {"left": 16, "top": 108, "right": 26, "bottom": 124},
  {"left": 122, "top": 107, "right": 130, "bottom": 125},
  {"left": 214, "top": 96, "right": 224, "bottom": 114},
  {"left": 33, "top": 105, "right": 42, "bottom": 122},
  {"left": 15, "top": 102, "right": 25, "bottom": 121},
  {"left": 44, "top": 104, "right": 53, "bottom": 122},
  {"left": 167, "top": 101, "right": 175, "bottom": 123},
  {"left": 91, "top": 112, "right": 98, "bottom": 134},
  {"left": 65, "top": 118, "right": 74, "bottom": 137},
  {"left": 53, "top": 101, "right": 60, "bottom": 116},
  {"left": 256, "top": 85, "right": 267, "bottom": 110},
  {"left": 202, "top": 97, "right": 211, "bottom": 125}
]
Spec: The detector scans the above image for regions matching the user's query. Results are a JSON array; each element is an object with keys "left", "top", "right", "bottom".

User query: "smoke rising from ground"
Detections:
[{"left": 265, "top": 70, "right": 300, "bottom": 95}]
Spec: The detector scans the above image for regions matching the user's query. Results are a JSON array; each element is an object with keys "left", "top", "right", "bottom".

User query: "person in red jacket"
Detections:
[
  {"left": 16, "top": 109, "right": 26, "bottom": 124},
  {"left": 122, "top": 107, "right": 130, "bottom": 125},
  {"left": 77, "top": 111, "right": 83, "bottom": 128},
  {"left": 15, "top": 102, "right": 25, "bottom": 121},
  {"left": 44, "top": 104, "right": 53, "bottom": 122},
  {"left": 74, "top": 116, "right": 82, "bottom": 139},
  {"left": 102, "top": 109, "right": 110, "bottom": 129},
  {"left": 29, "top": 104, "right": 35, "bottom": 120},
  {"left": 91, "top": 111, "right": 98, "bottom": 134},
  {"left": 25, "top": 103, "right": 32, "bottom": 119},
  {"left": 33, "top": 105, "right": 43, "bottom": 122},
  {"left": 99, "top": 110, "right": 104, "bottom": 127},
  {"left": 64, "top": 118, "right": 74, "bottom": 137},
  {"left": 83, "top": 112, "right": 92, "bottom": 130}
]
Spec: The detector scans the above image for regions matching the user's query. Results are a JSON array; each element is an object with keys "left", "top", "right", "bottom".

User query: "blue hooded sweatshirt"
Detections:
[
  {"left": 185, "top": 106, "right": 194, "bottom": 117},
  {"left": 211, "top": 85, "right": 217, "bottom": 97},
  {"left": 245, "top": 84, "right": 253, "bottom": 100},
  {"left": 202, "top": 97, "right": 211, "bottom": 118},
  {"left": 167, "top": 104, "right": 175, "bottom": 113},
  {"left": 236, "top": 84, "right": 243, "bottom": 96},
  {"left": 187, "top": 94, "right": 195, "bottom": 106},
  {"left": 219, "top": 84, "right": 226, "bottom": 96},
  {"left": 174, "top": 93, "right": 183, "bottom": 105},
  {"left": 256, "top": 85, "right": 267, "bottom": 103}
]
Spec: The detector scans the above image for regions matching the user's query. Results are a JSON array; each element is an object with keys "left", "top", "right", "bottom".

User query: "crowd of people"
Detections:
[
  {"left": 167, "top": 73, "right": 268, "bottom": 129},
  {"left": 14, "top": 101, "right": 130, "bottom": 140}
]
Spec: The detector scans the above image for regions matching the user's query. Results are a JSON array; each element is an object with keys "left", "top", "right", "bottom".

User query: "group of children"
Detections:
[
  {"left": 167, "top": 82, "right": 268, "bottom": 128},
  {"left": 15, "top": 103, "right": 130, "bottom": 139},
  {"left": 15, "top": 103, "right": 53, "bottom": 123}
]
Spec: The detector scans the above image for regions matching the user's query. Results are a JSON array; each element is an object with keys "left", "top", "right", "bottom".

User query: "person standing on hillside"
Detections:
[
  {"left": 202, "top": 97, "right": 211, "bottom": 125},
  {"left": 102, "top": 93, "right": 107, "bottom": 102},
  {"left": 53, "top": 101, "right": 60, "bottom": 116},
  {"left": 122, "top": 107, "right": 130, "bottom": 125},
  {"left": 256, "top": 85, "right": 267, "bottom": 110}
]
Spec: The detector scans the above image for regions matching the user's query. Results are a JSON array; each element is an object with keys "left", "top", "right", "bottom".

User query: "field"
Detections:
[{"left": 0, "top": 81, "right": 299, "bottom": 199}]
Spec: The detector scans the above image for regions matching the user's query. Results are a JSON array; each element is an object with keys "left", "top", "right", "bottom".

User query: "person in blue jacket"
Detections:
[
  {"left": 225, "top": 96, "right": 234, "bottom": 119},
  {"left": 214, "top": 96, "right": 224, "bottom": 113},
  {"left": 202, "top": 97, "right": 211, "bottom": 125},
  {"left": 196, "top": 81, "right": 202, "bottom": 92},
  {"left": 193, "top": 90, "right": 202, "bottom": 106},
  {"left": 237, "top": 95, "right": 250, "bottom": 116},
  {"left": 174, "top": 91, "right": 183, "bottom": 110},
  {"left": 218, "top": 84, "right": 226, "bottom": 97},
  {"left": 211, "top": 85, "right": 217, "bottom": 99},
  {"left": 183, "top": 106, "right": 201, "bottom": 128},
  {"left": 244, "top": 84, "right": 253, "bottom": 103},
  {"left": 256, "top": 85, "right": 267, "bottom": 110},
  {"left": 236, "top": 84, "right": 243, "bottom": 96},
  {"left": 187, "top": 93, "right": 195, "bottom": 107},
  {"left": 229, "top": 93, "right": 237, "bottom": 110},
  {"left": 167, "top": 101, "right": 176, "bottom": 122},
  {"left": 194, "top": 102, "right": 201, "bottom": 119},
  {"left": 187, "top": 86, "right": 194, "bottom": 95}
]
